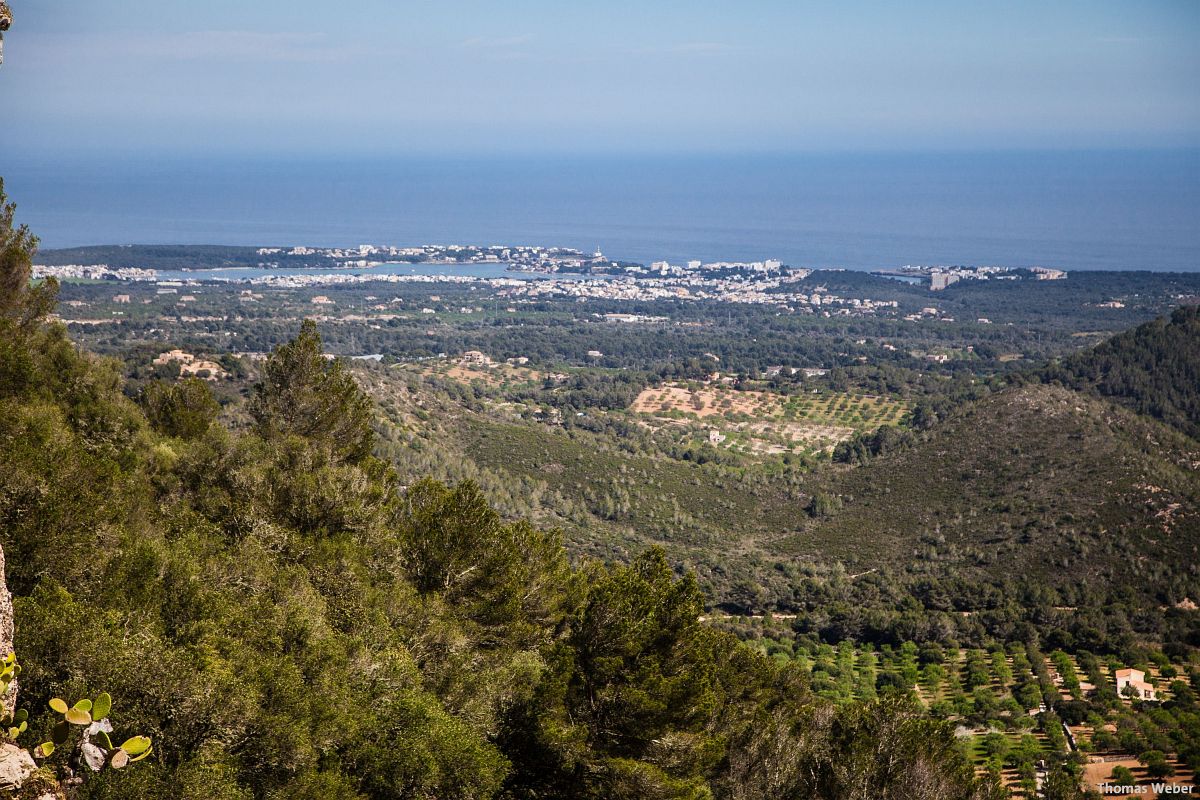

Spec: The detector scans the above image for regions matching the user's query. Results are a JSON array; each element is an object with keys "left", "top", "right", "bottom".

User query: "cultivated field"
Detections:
[
  {"left": 412, "top": 357, "right": 549, "bottom": 390},
  {"left": 727, "top": 625, "right": 1198, "bottom": 800},
  {"left": 630, "top": 382, "right": 910, "bottom": 455}
]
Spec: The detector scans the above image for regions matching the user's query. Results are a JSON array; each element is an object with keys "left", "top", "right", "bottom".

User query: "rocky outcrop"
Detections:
[
  {"left": 0, "top": 542, "right": 15, "bottom": 714},
  {"left": 0, "top": 544, "right": 63, "bottom": 800},
  {"left": 0, "top": 541, "right": 35, "bottom": 798},
  {"left": 0, "top": 745, "right": 34, "bottom": 792}
]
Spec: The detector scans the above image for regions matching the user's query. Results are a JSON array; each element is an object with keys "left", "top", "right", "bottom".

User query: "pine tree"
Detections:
[
  {"left": 249, "top": 319, "right": 374, "bottom": 462},
  {"left": 0, "top": 177, "right": 56, "bottom": 329}
]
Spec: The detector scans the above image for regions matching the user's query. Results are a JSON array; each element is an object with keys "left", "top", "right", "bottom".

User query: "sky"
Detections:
[{"left": 1, "top": 1, "right": 1199, "bottom": 157}]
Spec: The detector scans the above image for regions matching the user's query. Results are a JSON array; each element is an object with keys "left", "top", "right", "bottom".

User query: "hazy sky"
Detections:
[{"left": 3, "top": 1, "right": 1199, "bottom": 156}]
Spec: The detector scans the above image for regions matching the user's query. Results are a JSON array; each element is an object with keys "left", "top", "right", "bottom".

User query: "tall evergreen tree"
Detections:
[
  {"left": 0, "top": 177, "right": 56, "bottom": 329},
  {"left": 249, "top": 319, "right": 374, "bottom": 462}
]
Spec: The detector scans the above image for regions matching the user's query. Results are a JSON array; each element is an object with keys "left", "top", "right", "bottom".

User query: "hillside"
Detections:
[
  {"left": 787, "top": 384, "right": 1200, "bottom": 590},
  {"left": 0, "top": 188, "right": 1000, "bottom": 798},
  {"left": 355, "top": 365, "right": 812, "bottom": 598},
  {"left": 344, "top": 328, "right": 1200, "bottom": 653},
  {"left": 0, "top": 315, "right": 1003, "bottom": 800},
  {"left": 1043, "top": 304, "right": 1200, "bottom": 440},
  {"left": 36, "top": 244, "right": 328, "bottom": 270}
]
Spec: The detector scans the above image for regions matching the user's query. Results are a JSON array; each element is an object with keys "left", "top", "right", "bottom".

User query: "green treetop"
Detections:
[{"left": 249, "top": 319, "right": 375, "bottom": 462}]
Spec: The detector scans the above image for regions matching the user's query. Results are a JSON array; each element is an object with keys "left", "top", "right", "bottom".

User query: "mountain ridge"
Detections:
[{"left": 790, "top": 382, "right": 1199, "bottom": 584}]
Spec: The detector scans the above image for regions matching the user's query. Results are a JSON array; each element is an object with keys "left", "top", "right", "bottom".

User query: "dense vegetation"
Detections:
[
  {"left": 1, "top": 187, "right": 1004, "bottom": 799},
  {"left": 11, "top": 184, "right": 1200, "bottom": 797},
  {"left": 344, "top": 342, "right": 1200, "bottom": 661},
  {"left": 717, "top": 624, "right": 1200, "bottom": 797},
  {"left": 1042, "top": 304, "right": 1200, "bottom": 440},
  {"left": 35, "top": 244, "right": 336, "bottom": 270}
]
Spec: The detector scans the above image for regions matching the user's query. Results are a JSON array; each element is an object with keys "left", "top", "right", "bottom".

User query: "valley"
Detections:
[{"left": 6, "top": 239, "right": 1200, "bottom": 799}]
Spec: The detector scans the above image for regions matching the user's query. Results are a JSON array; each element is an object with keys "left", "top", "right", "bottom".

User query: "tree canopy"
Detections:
[
  {"left": 249, "top": 318, "right": 375, "bottom": 462},
  {"left": 0, "top": 182, "right": 1003, "bottom": 798}
]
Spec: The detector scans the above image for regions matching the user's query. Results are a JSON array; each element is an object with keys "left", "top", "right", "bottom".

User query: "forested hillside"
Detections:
[
  {"left": 800, "top": 384, "right": 1200, "bottom": 578},
  {"left": 769, "top": 382, "right": 1200, "bottom": 655},
  {"left": 0, "top": 184, "right": 1001, "bottom": 800},
  {"left": 346, "top": 331, "right": 1200, "bottom": 658},
  {"left": 1042, "top": 304, "right": 1200, "bottom": 440}
]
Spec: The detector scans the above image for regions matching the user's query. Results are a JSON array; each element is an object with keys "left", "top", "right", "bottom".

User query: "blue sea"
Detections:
[{"left": 5, "top": 150, "right": 1198, "bottom": 271}]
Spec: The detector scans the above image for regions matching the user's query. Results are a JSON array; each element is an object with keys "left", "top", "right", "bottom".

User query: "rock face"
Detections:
[
  {"left": 0, "top": 743, "right": 34, "bottom": 792},
  {"left": 0, "top": 542, "right": 15, "bottom": 714},
  {"left": 0, "top": 543, "right": 48, "bottom": 798}
]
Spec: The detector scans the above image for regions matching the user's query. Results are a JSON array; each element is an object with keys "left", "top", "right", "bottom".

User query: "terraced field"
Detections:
[
  {"left": 631, "top": 382, "right": 910, "bottom": 455},
  {"left": 415, "top": 357, "right": 549, "bottom": 390},
  {"left": 725, "top": 622, "right": 1199, "bottom": 799}
]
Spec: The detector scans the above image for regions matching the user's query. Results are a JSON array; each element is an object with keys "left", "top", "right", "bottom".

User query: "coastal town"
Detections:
[
  {"left": 255, "top": 243, "right": 623, "bottom": 272},
  {"left": 32, "top": 243, "right": 1073, "bottom": 317},
  {"left": 499, "top": 270, "right": 901, "bottom": 315}
]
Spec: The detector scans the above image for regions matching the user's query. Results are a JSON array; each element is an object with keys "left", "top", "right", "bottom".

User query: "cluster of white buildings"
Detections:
[
  {"left": 500, "top": 273, "right": 899, "bottom": 315},
  {"left": 242, "top": 272, "right": 493, "bottom": 289},
  {"left": 903, "top": 306, "right": 955, "bottom": 323},
  {"left": 598, "top": 313, "right": 670, "bottom": 324},
  {"left": 37, "top": 246, "right": 914, "bottom": 319},
  {"left": 627, "top": 258, "right": 784, "bottom": 277},
  {"left": 887, "top": 264, "right": 1068, "bottom": 291},
  {"left": 33, "top": 263, "right": 157, "bottom": 282},
  {"left": 49, "top": 259, "right": 900, "bottom": 316},
  {"left": 256, "top": 243, "right": 613, "bottom": 273},
  {"left": 305, "top": 246, "right": 795, "bottom": 279}
]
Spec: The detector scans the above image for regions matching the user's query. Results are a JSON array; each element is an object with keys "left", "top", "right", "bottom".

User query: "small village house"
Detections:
[{"left": 1115, "top": 668, "right": 1157, "bottom": 701}]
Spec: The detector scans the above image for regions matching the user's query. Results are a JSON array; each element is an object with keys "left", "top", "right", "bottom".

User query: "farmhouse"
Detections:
[
  {"left": 1115, "top": 668, "right": 1157, "bottom": 701},
  {"left": 152, "top": 349, "right": 229, "bottom": 381},
  {"left": 461, "top": 350, "right": 494, "bottom": 367}
]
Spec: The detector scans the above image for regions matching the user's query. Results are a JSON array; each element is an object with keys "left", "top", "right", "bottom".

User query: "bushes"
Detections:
[
  {"left": 140, "top": 378, "right": 220, "bottom": 440},
  {"left": 832, "top": 424, "right": 915, "bottom": 465},
  {"left": 0, "top": 303, "right": 997, "bottom": 798}
]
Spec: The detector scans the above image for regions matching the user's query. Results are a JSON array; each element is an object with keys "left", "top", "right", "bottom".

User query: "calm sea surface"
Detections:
[{"left": 5, "top": 151, "right": 1198, "bottom": 271}]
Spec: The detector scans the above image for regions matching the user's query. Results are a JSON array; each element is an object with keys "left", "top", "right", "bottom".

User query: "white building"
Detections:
[{"left": 1115, "top": 669, "right": 1156, "bottom": 701}]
